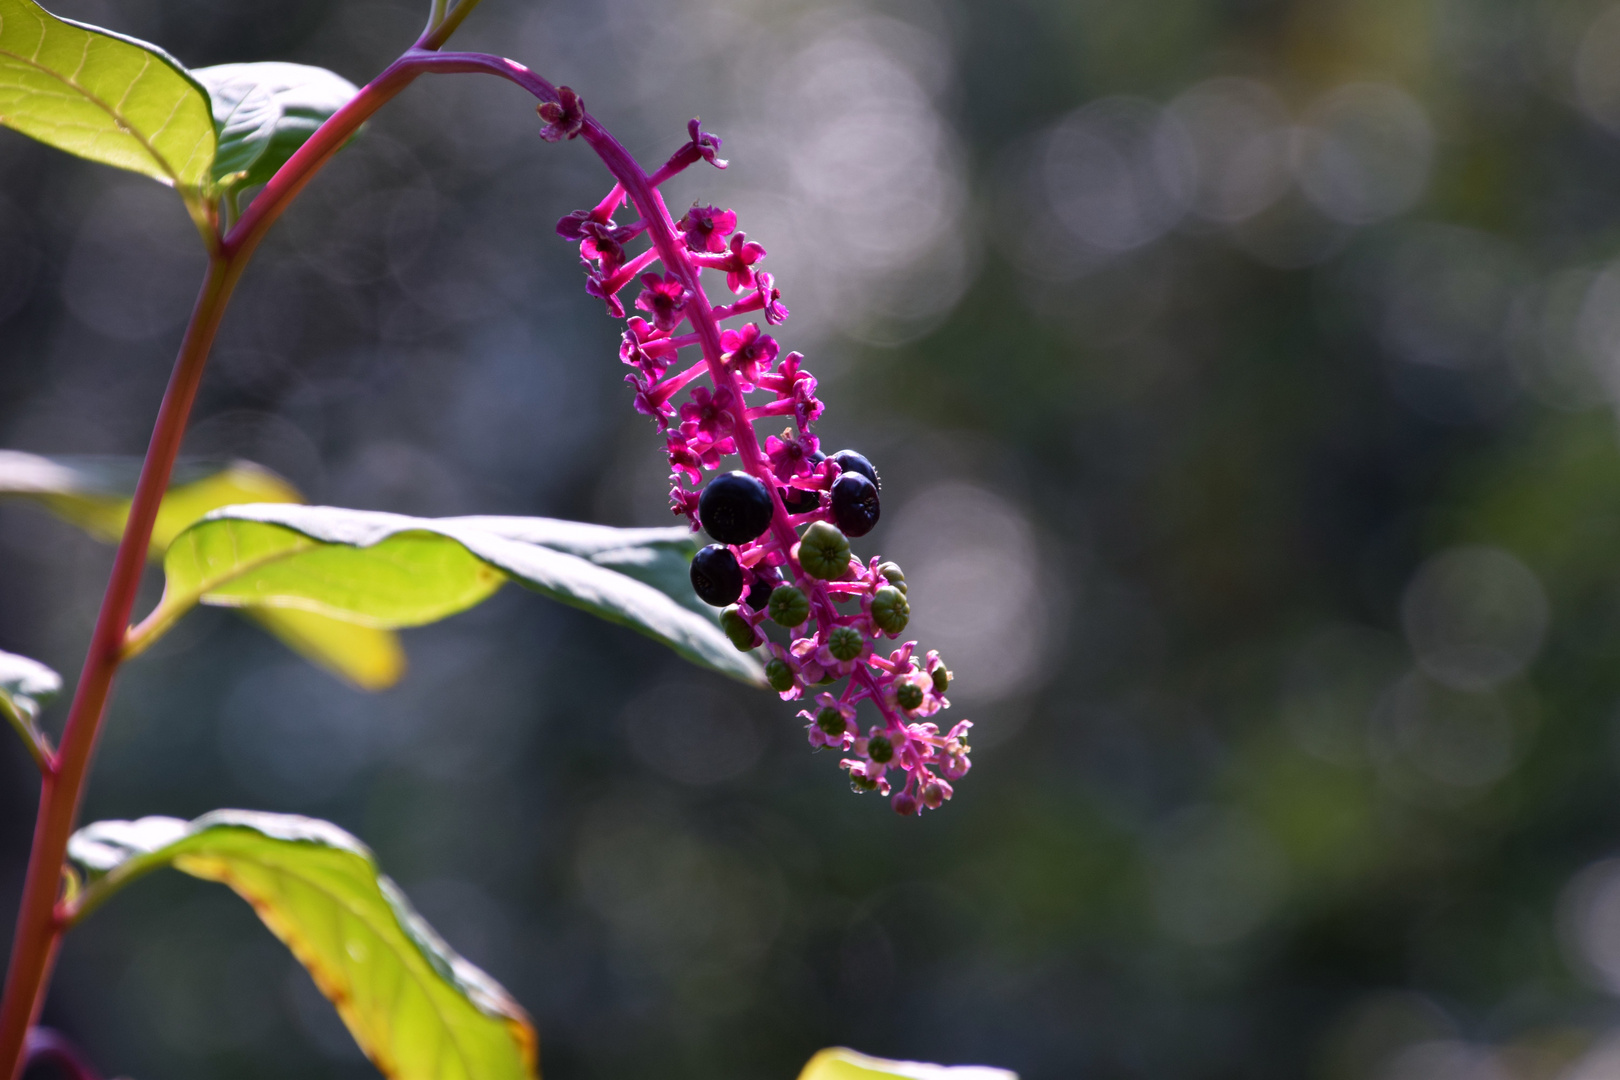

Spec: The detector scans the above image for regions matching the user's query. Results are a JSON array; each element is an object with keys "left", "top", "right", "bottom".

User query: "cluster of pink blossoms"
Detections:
[{"left": 549, "top": 103, "right": 972, "bottom": 814}]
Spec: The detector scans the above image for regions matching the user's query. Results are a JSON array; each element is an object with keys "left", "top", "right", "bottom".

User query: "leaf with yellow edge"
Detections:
[
  {"left": 0, "top": 451, "right": 407, "bottom": 689},
  {"left": 797, "top": 1048, "right": 1017, "bottom": 1080},
  {"left": 68, "top": 811, "right": 538, "bottom": 1080}
]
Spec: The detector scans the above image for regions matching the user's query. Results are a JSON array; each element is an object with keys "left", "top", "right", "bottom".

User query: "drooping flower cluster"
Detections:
[{"left": 549, "top": 103, "right": 971, "bottom": 814}]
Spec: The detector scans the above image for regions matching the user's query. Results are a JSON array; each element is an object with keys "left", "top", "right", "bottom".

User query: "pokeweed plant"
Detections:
[{"left": 0, "top": 1, "right": 1002, "bottom": 1078}]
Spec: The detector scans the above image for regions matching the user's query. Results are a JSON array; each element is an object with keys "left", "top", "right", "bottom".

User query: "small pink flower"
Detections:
[
  {"left": 677, "top": 205, "right": 737, "bottom": 254},
  {"left": 754, "top": 271, "right": 789, "bottom": 325},
  {"left": 719, "top": 323, "right": 778, "bottom": 385},
  {"left": 669, "top": 482, "right": 701, "bottom": 524},
  {"left": 584, "top": 269, "right": 625, "bottom": 318},
  {"left": 766, "top": 431, "right": 821, "bottom": 479},
  {"left": 538, "top": 86, "right": 585, "bottom": 142},
  {"left": 720, "top": 232, "right": 767, "bottom": 293},
  {"left": 634, "top": 272, "right": 688, "bottom": 332},
  {"left": 688, "top": 118, "right": 727, "bottom": 169},
  {"left": 555, "top": 209, "right": 596, "bottom": 240},
  {"left": 626, "top": 374, "right": 678, "bottom": 429},
  {"left": 678, "top": 385, "right": 737, "bottom": 442},
  {"left": 619, "top": 318, "right": 669, "bottom": 376}
]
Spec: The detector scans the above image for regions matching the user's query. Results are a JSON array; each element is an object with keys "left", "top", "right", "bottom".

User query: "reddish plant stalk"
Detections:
[
  {"left": 0, "top": 32, "right": 470, "bottom": 1080},
  {"left": 0, "top": 254, "right": 236, "bottom": 1079}
]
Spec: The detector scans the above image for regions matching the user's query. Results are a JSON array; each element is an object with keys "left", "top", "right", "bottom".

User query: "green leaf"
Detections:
[
  {"left": 148, "top": 504, "right": 765, "bottom": 685},
  {"left": 0, "top": 0, "right": 215, "bottom": 191},
  {"left": 797, "top": 1048, "right": 1018, "bottom": 1080},
  {"left": 0, "top": 451, "right": 406, "bottom": 689},
  {"left": 0, "top": 450, "right": 301, "bottom": 554},
  {"left": 68, "top": 811, "right": 537, "bottom": 1080},
  {"left": 449, "top": 516, "right": 717, "bottom": 618},
  {"left": 0, "top": 647, "right": 59, "bottom": 768},
  {"left": 193, "top": 62, "right": 358, "bottom": 192}
]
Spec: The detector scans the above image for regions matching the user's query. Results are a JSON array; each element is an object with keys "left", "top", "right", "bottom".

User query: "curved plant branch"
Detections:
[{"left": 0, "top": 20, "right": 485, "bottom": 1080}]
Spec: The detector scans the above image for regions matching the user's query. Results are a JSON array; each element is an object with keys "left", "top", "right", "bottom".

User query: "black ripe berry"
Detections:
[
  {"left": 744, "top": 571, "right": 776, "bottom": 610},
  {"left": 699, "top": 471, "right": 773, "bottom": 544},
  {"left": 829, "top": 472, "right": 880, "bottom": 537},
  {"left": 780, "top": 486, "right": 820, "bottom": 515},
  {"left": 828, "top": 449, "right": 879, "bottom": 490},
  {"left": 690, "top": 544, "right": 744, "bottom": 606}
]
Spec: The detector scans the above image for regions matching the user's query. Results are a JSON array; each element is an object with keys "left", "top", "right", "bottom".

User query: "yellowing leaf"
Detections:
[
  {"left": 798, "top": 1048, "right": 1018, "bottom": 1080},
  {"left": 69, "top": 811, "right": 538, "bottom": 1080},
  {"left": 248, "top": 607, "right": 405, "bottom": 691},
  {"left": 0, "top": 453, "right": 300, "bottom": 555},
  {"left": 0, "top": 451, "right": 408, "bottom": 689}
]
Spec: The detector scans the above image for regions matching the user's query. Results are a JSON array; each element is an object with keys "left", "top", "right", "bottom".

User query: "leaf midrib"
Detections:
[
  {"left": 0, "top": 40, "right": 185, "bottom": 186},
  {"left": 0, "top": 4, "right": 207, "bottom": 188}
]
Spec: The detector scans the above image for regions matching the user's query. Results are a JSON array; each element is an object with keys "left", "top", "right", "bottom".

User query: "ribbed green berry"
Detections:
[
  {"left": 765, "top": 657, "right": 795, "bottom": 692},
  {"left": 867, "top": 733, "right": 895, "bottom": 763},
  {"left": 931, "top": 661, "right": 950, "bottom": 694},
  {"left": 767, "top": 585, "right": 810, "bottom": 627},
  {"left": 816, "top": 707, "right": 846, "bottom": 737},
  {"left": 870, "top": 586, "right": 909, "bottom": 634},
  {"left": 877, "top": 561, "right": 907, "bottom": 594},
  {"left": 720, "top": 606, "right": 757, "bottom": 651},
  {"left": 827, "top": 625, "right": 865, "bottom": 662},
  {"left": 895, "top": 680, "right": 924, "bottom": 710},
  {"left": 797, "top": 521, "right": 851, "bottom": 580},
  {"left": 850, "top": 772, "right": 879, "bottom": 793}
]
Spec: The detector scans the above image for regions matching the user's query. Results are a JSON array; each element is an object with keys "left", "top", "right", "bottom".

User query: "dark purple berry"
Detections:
[
  {"left": 829, "top": 449, "right": 879, "bottom": 490},
  {"left": 699, "top": 471, "right": 773, "bottom": 544},
  {"left": 690, "top": 544, "right": 744, "bottom": 606},
  {"left": 829, "top": 472, "right": 880, "bottom": 537},
  {"left": 779, "top": 486, "right": 820, "bottom": 515},
  {"left": 745, "top": 571, "right": 776, "bottom": 610}
]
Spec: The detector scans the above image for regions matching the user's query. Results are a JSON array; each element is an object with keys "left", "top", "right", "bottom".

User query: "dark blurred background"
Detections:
[{"left": 11, "top": 0, "right": 1620, "bottom": 1077}]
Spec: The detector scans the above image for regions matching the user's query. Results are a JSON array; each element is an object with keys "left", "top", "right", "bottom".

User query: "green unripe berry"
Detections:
[
  {"left": 877, "top": 561, "right": 907, "bottom": 594},
  {"left": 827, "top": 625, "right": 865, "bottom": 662},
  {"left": 895, "top": 680, "right": 924, "bottom": 710},
  {"left": 720, "top": 606, "right": 757, "bottom": 651},
  {"left": 931, "top": 662, "right": 950, "bottom": 694},
  {"left": 765, "top": 657, "right": 795, "bottom": 692},
  {"left": 870, "top": 586, "right": 909, "bottom": 635},
  {"left": 797, "top": 521, "right": 851, "bottom": 580},
  {"left": 867, "top": 733, "right": 895, "bottom": 763},
  {"left": 850, "top": 772, "right": 879, "bottom": 793},
  {"left": 815, "top": 671, "right": 837, "bottom": 685},
  {"left": 767, "top": 585, "right": 810, "bottom": 627},
  {"left": 816, "top": 707, "right": 846, "bottom": 737}
]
